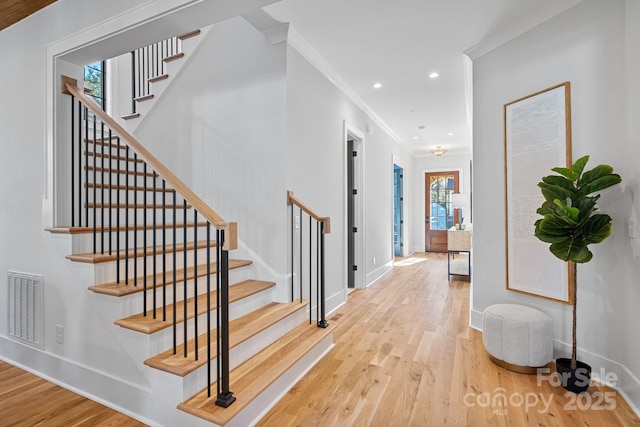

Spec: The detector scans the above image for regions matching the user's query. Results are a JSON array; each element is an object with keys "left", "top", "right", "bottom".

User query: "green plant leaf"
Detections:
[
  {"left": 578, "top": 174, "right": 622, "bottom": 197},
  {"left": 549, "top": 239, "right": 593, "bottom": 263},
  {"left": 541, "top": 175, "right": 576, "bottom": 192},
  {"left": 551, "top": 167, "right": 576, "bottom": 181},
  {"left": 570, "top": 156, "right": 590, "bottom": 179},
  {"left": 582, "top": 214, "right": 612, "bottom": 244},
  {"left": 539, "top": 182, "right": 573, "bottom": 202},
  {"left": 579, "top": 164, "right": 613, "bottom": 187}
]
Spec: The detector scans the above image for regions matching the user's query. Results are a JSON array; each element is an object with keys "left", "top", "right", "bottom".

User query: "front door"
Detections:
[{"left": 425, "top": 171, "right": 459, "bottom": 252}]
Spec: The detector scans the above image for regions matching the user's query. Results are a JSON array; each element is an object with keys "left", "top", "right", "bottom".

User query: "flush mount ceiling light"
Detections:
[
  {"left": 372, "top": 82, "right": 383, "bottom": 89},
  {"left": 431, "top": 145, "right": 447, "bottom": 157},
  {"left": 429, "top": 72, "right": 439, "bottom": 79}
]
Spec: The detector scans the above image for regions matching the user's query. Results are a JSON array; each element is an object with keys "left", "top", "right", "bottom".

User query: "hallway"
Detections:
[{"left": 259, "top": 253, "right": 640, "bottom": 426}]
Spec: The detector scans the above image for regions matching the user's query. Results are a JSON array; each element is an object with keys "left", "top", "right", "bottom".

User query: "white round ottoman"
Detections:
[{"left": 482, "top": 304, "right": 553, "bottom": 374}]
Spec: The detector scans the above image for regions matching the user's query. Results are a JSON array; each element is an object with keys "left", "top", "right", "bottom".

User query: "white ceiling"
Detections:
[{"left": 264, "top": 0, "right": 578, "bottom": 155}]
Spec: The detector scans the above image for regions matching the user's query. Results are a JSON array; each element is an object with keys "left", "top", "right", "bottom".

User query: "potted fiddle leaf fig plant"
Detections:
[{"left": 534, "top": 155, "right": 621, "bottom": 393}]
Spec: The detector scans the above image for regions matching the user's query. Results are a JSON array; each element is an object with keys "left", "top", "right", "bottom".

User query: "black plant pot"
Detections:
[{"left": 556, "top": 358, "right": 592, "bottom": 393}]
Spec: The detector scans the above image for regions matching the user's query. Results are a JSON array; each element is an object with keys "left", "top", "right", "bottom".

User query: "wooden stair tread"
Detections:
[
  {"left": 121, "top": 112, "right": 141, "bottom": 120},
  {"left": 67, "top": 239, "right": 216, "bottom": 264},
  {"left": 86, "top": 151, "right": 144, "bottom": 163},
  {"left": 148, "top": 74, "right": 169, "bottom": 83},
  {"left": 89, "top": 259, "right": 252, "bottom": 297},
  {"left": 113, "top": 278, "right": 272, "bottom": 334},
  {"left": 144, "top": 301, "right": 308, "bottom": 376},
  {"left": 86, "top": 166, "right": 157, "bottom": 177},
  {"left": 178, "top": 322, "right": 336, "bottom": 425},
  {"left": 85, "top": 183, "right": 174, "bottom": 192},
  {"left": 86, "top": 137, "right": 125, "bottom": 150},
  {"left": 163, "top": 53, "right": 184, "bottom": 63},
  {"left": 45, "top": 221, "right": 208, "bottom": 235},
  {"left": 178, "top": 29, "right": 201, "bottom": 40},
  {"left": 134, "top": 94, "right": 154, "bottom": 102},
  {"left": 84, "top": 202, "right": 191, "bottom": 209}
]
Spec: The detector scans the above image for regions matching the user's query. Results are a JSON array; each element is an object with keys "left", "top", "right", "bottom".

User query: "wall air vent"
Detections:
[{"left": 7, "top": 271, "right": 44, "bottom": 349}]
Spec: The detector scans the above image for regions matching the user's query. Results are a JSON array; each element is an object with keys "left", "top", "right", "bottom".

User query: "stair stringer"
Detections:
[{"left": 121, "top": 24, "right": 218, "bottom": 134}]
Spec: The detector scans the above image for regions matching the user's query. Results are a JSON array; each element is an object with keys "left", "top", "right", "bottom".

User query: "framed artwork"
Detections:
[{"left": 504, "top": 82, "right": 574, "bottom": 304}]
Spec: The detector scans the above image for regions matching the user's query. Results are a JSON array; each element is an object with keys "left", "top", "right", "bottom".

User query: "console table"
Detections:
[{"left": 447, "top": 227, "right": 471, "bottom": 281}]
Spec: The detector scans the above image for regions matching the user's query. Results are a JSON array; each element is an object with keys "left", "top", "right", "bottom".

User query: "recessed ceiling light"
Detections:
[
  {"left": 372, "top": 82, "right": 383, "bottom": 89},
  {"left": 448, "top": 132, "right": 454, "bottom": 136},
  {"left": 429, "top": 72, "right": 439, "bottom": 79},
  {"left": 413, "top": 136, "right": 419, "bottom": 140}
]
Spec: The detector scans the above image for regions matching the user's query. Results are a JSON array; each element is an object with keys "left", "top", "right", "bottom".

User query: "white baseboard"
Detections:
[{"left": 366, "top": 260, "right": 393, "bottom": 287}]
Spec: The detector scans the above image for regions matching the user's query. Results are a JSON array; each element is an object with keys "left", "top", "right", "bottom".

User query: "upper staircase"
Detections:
[{"left": 49, "top": 30, "right": 334, "bottom": 426}]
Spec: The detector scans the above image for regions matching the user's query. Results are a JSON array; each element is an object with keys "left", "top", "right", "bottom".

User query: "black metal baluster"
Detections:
[
  {"left": 153, "top": 173, "right": 157, "bottom": 319},
  {"left": 84, "top": 106, "right": 89, "bottom": 228},
  {"left": 215, "top": 229, "right": 235, "bottom": 408},
  {"left": 143, "top": 164, "right": 148, "bottom": 316},
  {"left": 101, "top": 121, "right": 105, "bottom": 254},
  {"left": 162, "top": 180, "right": 167, "bottom": 322},
  {"left": 290, "top": 203, "right": 294, "bottom": 302},
  {"left": 71, "top": 96, "right": 75, "bottom": 227},
  {"left": 216, "top": 229, "right": 221, "bottom": 398},
  {"left": 77, "top": 101, "right": 82, "bottom": 227},
  {"left": 116, "top": 137, "right": 121, "bottom": 283},
  {"left": 125, "top": 146, "right": 129, "bottom": 284},
  {"left": 207, "top": 222, "right": 212, "bottom": 397},
  {"left": 92, "top": 113, "right": 97, "bottom": 253},
  {"left": 183, "top": 199, "right": 188, "bottom": 358},
  {"left": 309, "top": 215, "right": 312, "bottom": 324},
  {"left": 133, "top": 153, "right": 138, "bottom": 289},
  {"left": 316, "top": 221, "right": 320, "bottom": 323},
  {"left": 131, "top": 51, "right": 136, "bottom": 114},
  {"left": 193, "top": 210, "right": 198, "bottom": 361},
  {"left": 108, "top": 129, "right": 113, "bottom": 254},
  {"left": 173, "top": 190, "right": 177, "bottom": 354},
  {"left": 318, "top": 221, "right": 328, "bottom": 328}
]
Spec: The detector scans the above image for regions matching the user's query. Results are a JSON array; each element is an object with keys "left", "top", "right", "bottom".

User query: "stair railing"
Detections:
[
  {"left": 61, "top": 75, "right": 236, "bottom": 407},
  {"left": 130, "top": 36, "right": 180, "bottom": 114},
  {"left": 287, "top": 191, "right": 329, "bottom": 328}
]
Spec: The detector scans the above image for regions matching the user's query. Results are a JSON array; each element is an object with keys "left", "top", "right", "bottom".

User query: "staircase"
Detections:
[{"left": 49, "top": 47, "right": 335, "bottom": 425}]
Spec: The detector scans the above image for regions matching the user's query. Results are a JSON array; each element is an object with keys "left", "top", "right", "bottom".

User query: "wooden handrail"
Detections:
[
  {"left": 61, "top": 75, "right": 237, "bottom": 250},
  {"left": 287, "top": 191, "right": 331, "bottom": 234}
]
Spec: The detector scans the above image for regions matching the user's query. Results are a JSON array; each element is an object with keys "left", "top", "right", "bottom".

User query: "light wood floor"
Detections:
[
  {"left": 2, "top": 253, "right": 639, "bottom": 426},
  {"left": 258, "top": 252, "right": 640, "bottom": 427},
  {"left": 0, "top": 361, "right": 145, "bottom": 426}
]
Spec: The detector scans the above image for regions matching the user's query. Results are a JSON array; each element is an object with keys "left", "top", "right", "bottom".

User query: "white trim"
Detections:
[
  {"left": 464, "top": 0, "right": 583, "bottom": 60},
  {"left": 366, "top": 259, "right": 394, "bottom": 287}
]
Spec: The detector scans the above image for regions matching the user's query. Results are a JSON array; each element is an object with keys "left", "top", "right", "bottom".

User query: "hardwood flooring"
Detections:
[
  {"left": 1, "top": 253, "right": 639, "bottom": 426},
  {"left": 0, "top": 361, "right": 144, "bottom": 426},
  {"left": 258, "top": 252, "right": 640, "bottom": 427}
]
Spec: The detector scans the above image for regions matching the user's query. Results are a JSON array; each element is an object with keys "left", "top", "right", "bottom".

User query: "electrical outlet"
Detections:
[
  {"left": 294, "top": 215, "right": 300, "bottom": 229},
  {"left": 56, "top": 324, "right": 64, "bottom": 344},
  {"left": 373, "top": 257, "right": 376, "bottom": 265}
]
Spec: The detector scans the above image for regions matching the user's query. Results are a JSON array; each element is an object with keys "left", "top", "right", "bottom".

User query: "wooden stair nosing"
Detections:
[
  {"left": 86, "top": 138, "right": 125, "bottom": 150},
  {"left": 178, "top": 29, "right": 201, "bottom": 40},
  {"left": 45, "top": 221, "right": 208, "bottom": 235},
  {"left": 85, "top": 182, "right": 174, "bottom": 193},
  {"left": 89, "top": 259, "right": 252, "bottom": 297},
  {"left": 122, "top": 113, "right": 141, "bottom": 120},
  {"left": 144, "top": 300, "right": 309, "bottom": 376},
  {"left": 67, "top": 239, "right": 216, "bottom": 264},
  {"left": 148, "top": 74, "right": 169, "bottom": 83},
  {"left": 163, "top": 53, "right": 184, "bottom": 63},
  {"left": 177, "top": 322, "right": 336, "bottom": 426},
  {"left": 134, "top": 94, "right": 154, "bottom": 103},
  {"left": 113, "top": 278, "right": 272, "bottom": 334}
]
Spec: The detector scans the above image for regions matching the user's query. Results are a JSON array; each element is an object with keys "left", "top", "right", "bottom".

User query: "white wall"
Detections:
[
  {"left": 133, "top": 17, "right": 289, "bottom": 274},
  {"left": 472, "top": 0, "right": 640, "bottom": 409},
  {"left": 286, "top": 44, "right": 412, "bottom": 307}
]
